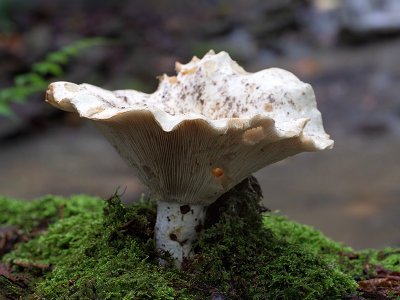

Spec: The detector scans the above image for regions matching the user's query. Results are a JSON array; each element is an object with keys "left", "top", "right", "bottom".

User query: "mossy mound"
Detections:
[{"left": 1, "top": 178, "right": 399, "bottom": 299}]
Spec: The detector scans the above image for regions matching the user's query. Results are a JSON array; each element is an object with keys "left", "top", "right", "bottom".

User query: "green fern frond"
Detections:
[{"left": 0, "top": 37, "right": 111, "bottom": 119}]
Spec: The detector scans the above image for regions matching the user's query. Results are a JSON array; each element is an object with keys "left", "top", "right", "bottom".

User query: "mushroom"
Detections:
[{"left": 45, "top": 50, "right": 333, "bottom": 268}]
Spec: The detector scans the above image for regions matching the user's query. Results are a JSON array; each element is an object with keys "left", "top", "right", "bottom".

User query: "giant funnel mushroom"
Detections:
[{"left": 45, "top": 50, "right": 333, "bottom": 268}]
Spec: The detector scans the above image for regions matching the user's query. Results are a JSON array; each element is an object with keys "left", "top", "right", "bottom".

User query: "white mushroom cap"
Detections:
[{"left": 46, "top": 50, "right": 333, "bottom": 206}]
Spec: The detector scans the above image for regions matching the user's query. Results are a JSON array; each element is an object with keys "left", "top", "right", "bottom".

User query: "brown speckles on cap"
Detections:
[
  {"left": 267, "top": 95, "right": 275, "bottom": 103},
  {"left": 116, "top": 95, "right": 129, "bottom": 104},
  {"left": 264, "top": 104, "right": 273, "bottom": 112},
  {"left": 46, "top": 51, "right": 334, "bottom": 206}
]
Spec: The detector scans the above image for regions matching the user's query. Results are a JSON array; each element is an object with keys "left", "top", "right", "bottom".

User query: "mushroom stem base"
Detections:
[{"left": 155, "top": 201, "right": 207, "bottom": 268}]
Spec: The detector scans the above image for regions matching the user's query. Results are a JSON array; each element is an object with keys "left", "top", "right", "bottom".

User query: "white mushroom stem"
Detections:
[{"left": 155, "top": 201, "right": 207, "bottom": 268}]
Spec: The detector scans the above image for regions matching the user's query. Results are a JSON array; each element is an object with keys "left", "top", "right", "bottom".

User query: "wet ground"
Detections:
[{"left": 1, "top": 38, "right": 400, "bottom": 250}]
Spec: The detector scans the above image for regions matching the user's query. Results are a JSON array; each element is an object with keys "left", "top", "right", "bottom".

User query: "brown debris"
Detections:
[
  {"left": 357, "top": 277, "right": 400, "bottom": 298},
  {"left": 0, "top": 226, "right": 27, "bottom": 258},
  {"left": 0, "top": 262, "right": 31, "bottom": 299},
  {"left": 338, "top": 251, "right": 360, "bottom": 260},
  {"left": 0, "top": 220, "right": 58, "bottom": 298},
  {"left": 0, "top": 215, "right": 56, "bottom": 299},
  {"left": 0, "top": 262, "right": 13, "bottom": 279},
  {"left": 358, "top": 278, "right": 398, "bottom": 291},
  {"left": 119, "top": 216, "right": 153, "bottom": 239},
  {"left": 355, "top": 264, "right": 400, "bottom": 299},
  {"left": 378, "top": 250, "right": 400, "bottom": 260},
  {"left": 119, "top": 217, "right": 137, "bottom": 230},
  {"left": 13, "top": 260, "right": 53, "bottom": 271},
  {"left": 59, "top": 203, "right": 65, "bottom": 219},
  {"left": 363, "top": 255, "right": 370, "bottom": 276},
  {"left": 374, "top": 264, "right": 400, "bottom": 277},
  {"left": 0, "top": 217, "right": 54, "bottom": 297}
]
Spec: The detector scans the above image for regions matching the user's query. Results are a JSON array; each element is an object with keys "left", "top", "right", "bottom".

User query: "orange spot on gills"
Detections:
[{"left": 212, "top": 168, "right": 224, "bottom": 178}]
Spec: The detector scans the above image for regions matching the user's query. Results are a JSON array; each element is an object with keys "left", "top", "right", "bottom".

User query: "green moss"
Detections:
[
  {"left": 1, "top": 180, "right": 398, "bottom": 299},
  {"left": 0, "top": 194, "right": 102, "bottom": 232},
  {"left": 188, "top": 177, "right": 356, "bottom": 299},
  {"left": 263, "top": 213, "right": 352, "bottom": 255},
  {"left": 265, "top": 212, "right": 400, "bottom": 279},
  {"left": 4, "top": 194, "right": 188, "bottom": 299}
]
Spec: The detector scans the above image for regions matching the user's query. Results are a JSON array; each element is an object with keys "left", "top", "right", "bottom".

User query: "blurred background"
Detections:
[{"left": 0, "top": 0, "right": 399, "bottom": 250}]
